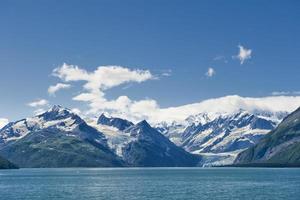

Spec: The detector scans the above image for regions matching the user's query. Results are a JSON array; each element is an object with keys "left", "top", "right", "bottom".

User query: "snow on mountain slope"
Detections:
[
  {"left": 0, "top": 105, "right": 106, "bottom": 146},
  {"left": 97, "top": 114, "right": 133, "bottom": 131},
  {"left": 90, "top": 115, "right": 201, "bottom": 166},
  {"left": 88, "top": 120, "right": 135, "bottom": 157},
  {"left": 119, "top": 120, "right": 200, "bottom": 167},
  {"left": 155, "top": 110, "right": 287, "bottom": 165},
  {"left": 0, "top": 105, "right": 126, "bottom": 168},
  {"left": 0, "top": 105, "right": 289, "bottom": 166},
  {"left": 234, "top": 107, "right": 300, "bottom": 166}
]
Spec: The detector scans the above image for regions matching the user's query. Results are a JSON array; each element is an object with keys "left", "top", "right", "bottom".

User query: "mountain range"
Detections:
[
  {"left": 155, "top": 110, "right": 286, "bottom": 166},
  {"left": 0, "top": 106, "right": 200, "bottom": 168},
  {"left": 0, "top": 106, "right": 123, "bottom": 167},
  {"left": 0, "top": 105, "right": 299, "bottom": 168},
  {"left": 93, "top": 116, "right": 200, "bottom": 167}
]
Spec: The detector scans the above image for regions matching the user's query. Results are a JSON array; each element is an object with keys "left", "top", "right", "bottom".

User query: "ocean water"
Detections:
[{"left": 0, "top": 168, "right": 300, "bottom": 200}]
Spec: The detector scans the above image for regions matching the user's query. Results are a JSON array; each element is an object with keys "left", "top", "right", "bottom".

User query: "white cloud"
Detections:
[
  {"left": 53, "top": 63, "right": 90, "bottom": 81},
  {"left": 27, "top": 99, "right": 49, "bottom": 107},
  {"left": 235, "top": 45, "right": 252, "bottom": 64},
  {"left": 53, "top": 63, "right": 153, "bottom": 91},
  {"left": 0, "top": 118, "right": 9, "bottom": 129},
  {"left": 48, "top": 83, "right": 71, "bottom": 96},
  {"left": 271, "top": 91, "right": 300, "bottom": 96},
  {"left": 53, "top": 63, "right": 154, "bottom": 116},
  {"left": 206, "top": 67, "right": 215, "bottom": 77}
]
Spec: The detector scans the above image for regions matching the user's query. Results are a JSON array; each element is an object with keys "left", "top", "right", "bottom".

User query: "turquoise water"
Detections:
[{"left": 0, "top": 168, "right": 300, "bottom": 200}]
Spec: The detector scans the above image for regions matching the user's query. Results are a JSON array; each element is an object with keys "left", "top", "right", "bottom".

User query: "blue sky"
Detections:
[{"left": 0, "top": 0, "right": 300, "bottom": 123}]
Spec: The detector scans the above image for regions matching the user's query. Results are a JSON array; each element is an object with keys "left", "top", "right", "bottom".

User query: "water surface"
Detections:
[{"left": 0, "top": 168, "right": 299, "bottom": 200}]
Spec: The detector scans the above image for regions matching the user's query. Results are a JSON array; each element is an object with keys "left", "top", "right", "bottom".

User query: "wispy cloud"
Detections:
[
  {"left": 206, "top": 67, "right": 216, "bottom": 77},
  {"left": 271, "top": 91, "right": 300, "bottom": 96},
  {"left": 48, "top": 83, "right": 71, "bottom": 96},
  {"left": 213, "top": 55, "right": 228, "bottom": 63},
  {"left": 27, "top": 99, "right": 49, "bottom": 107},
  {"left": 234, "top": 45, "right": 252, "bottom": 64},
  {"left": 161, "top": 69, "right": 172, "bottom": 77}
]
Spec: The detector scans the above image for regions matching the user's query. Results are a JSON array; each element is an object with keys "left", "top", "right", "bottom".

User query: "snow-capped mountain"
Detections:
[
  {"left": 121, "top": 120, "right": 201, "bottom": 167},
  {"left": 91, "top": 114, "right": 201, "bottom": 167},
  {"left": 0, "top": 105, "right": 123, "bottom": 167},
  {"left": 90, "top": 110, "right": 288, "bottom": 166},
  {"left": 0, "top": 105, "right": 107, "bottom": 146},
  {"left": 155, "top": 110, "right": 288, "bottom": 166},
  {"left": 0, "top": 105, "right": 289, "bottom": 167},
  {"left": 89, "top": 115, "right": 136, "bottom": 158},
  {"left": 0, "top": 107, "right": 200, "bottom": 167}
]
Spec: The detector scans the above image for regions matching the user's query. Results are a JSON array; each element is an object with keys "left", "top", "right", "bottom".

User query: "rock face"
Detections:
[
  {"left": 0, "top": 106, "right": 123, "bottom": 168},
  {"left": 155, "top": 110, "right": 286, "bottom": 166},
  {"left": 234, "top": 107, "right": 300, "bottom": 166}
]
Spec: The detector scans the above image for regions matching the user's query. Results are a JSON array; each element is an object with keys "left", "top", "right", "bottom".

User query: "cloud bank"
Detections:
[
  {"left": 151, "top": 95, "right": 300, "bottom": 123},
  {"left": 50, "top": 64, "right": 300, "bottom": 124},
  {"left": 95, "top": 95, "right": 300, "bottom": 124}
]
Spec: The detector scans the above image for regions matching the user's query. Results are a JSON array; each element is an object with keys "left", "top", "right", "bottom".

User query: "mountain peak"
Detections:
[
  {"left": 98, "top": 113, "right": 109, "bottom": 123},
  {"left": 40, "top": 105, "right": 79, "bottom": 122},
  {"left": 136, "top": 120, "right": 151, "bottom": 128},
  {"left": 48, "top": 105, "right": 68, "bottom": 113},
  {"left": 97, "top": 114, "right": 134, "bottom": 131}
]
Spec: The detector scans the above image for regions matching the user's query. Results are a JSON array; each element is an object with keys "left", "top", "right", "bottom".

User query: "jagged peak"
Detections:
[
  {"left": 136, "top": 120, "right": 151, "bottom": 128},
  {"left": 185, "top": 112, "right": 214, "bottom": 126},
  {"left": 47, "top": 105, "right": 71, "bottom": 113},
  {"left": 98, "top": 113, "right": 108, "bottom": 121},
  {"left": 99, "top": 113, "right": 107, "bottom": 118},
  {"left": 232, "top": 109, "right": 252, "bottom": 118},
  {"left": 97, "top": 113, "right": 134, "bottom": 130},
  {"left": 39, "top": 105, "right": 81, "bottom": 122}
]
